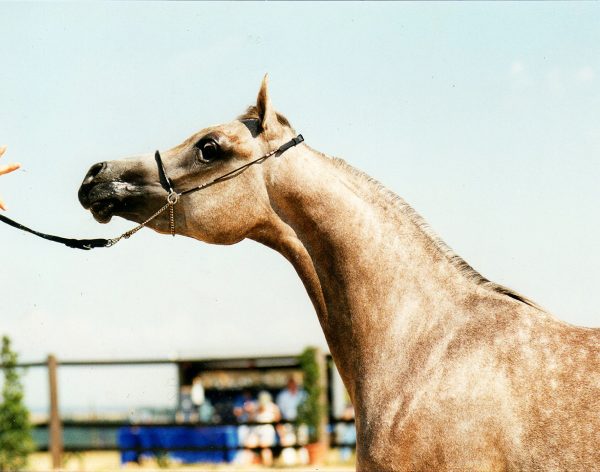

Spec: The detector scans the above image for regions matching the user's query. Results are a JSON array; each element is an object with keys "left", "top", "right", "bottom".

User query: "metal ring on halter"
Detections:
[{"left": 167, "top": 191, "right": 179, "bottom": 205}]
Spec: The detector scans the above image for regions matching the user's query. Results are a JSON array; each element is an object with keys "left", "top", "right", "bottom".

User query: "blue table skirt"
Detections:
[{"left": 118, "top": 426, "right": 238, "bottom": 464}]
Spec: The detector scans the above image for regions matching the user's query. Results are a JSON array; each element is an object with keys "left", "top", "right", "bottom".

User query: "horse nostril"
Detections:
[
  {"left": 83, "top": 162, "right": 107, "bottom": 184},
  {"left": 79, "top": 162, "right": 108, "bottom": 207}
]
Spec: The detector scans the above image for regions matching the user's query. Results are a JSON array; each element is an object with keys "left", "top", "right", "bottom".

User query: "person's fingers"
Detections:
[
  {"left": 0, "top": 163, "right": 20, "bottom": 176},
  {"left": 0, "top": 147, "right": 21, "bottom": 174},
  {"left": 0, "top": 147, "right": 19, "bottom": 210}
]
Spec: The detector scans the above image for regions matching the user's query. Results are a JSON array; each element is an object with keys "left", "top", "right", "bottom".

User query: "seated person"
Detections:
[
  {"left": 233, "top": 389, "right": 256, "bottom": 423},
  {"left": 242, "top": 391, "right": 281, "bottom": 467},
  {"left": 336, "top": 399, "right": 356, "bottom": 462}
]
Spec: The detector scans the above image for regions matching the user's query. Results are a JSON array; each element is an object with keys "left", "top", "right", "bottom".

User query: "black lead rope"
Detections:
[
  {"left": 0, "top": 214, "right": 109, "bottom": 250},
  {"left": 0, "top": 134, "right": 304, "bottom": 250}
]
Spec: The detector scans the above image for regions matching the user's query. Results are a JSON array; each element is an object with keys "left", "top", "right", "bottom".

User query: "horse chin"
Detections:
[
  {"left": 92, "top": 196, "right": 169, "bottom": 230},
  {"left": 90, "top": 200, "right": 116, "bottom": 223},
  {"left": 90, "top": 196, "right": 157, "bottom": 225}
]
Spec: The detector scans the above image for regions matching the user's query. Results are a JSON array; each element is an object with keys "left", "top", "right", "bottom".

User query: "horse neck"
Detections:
[{"left": 259, "top": 147, "right": 483, "bottom": 398}]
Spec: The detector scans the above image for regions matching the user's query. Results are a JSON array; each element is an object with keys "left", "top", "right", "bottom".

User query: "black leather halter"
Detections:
[
  {"left": 154, "top": 133, "right": 304, "bottom": 236},
  {"left": 0, "top": 130, "right": 304, "bottom": 250},
  {"left": 155, "top": 134, "right": 304, "bottom": 198}
]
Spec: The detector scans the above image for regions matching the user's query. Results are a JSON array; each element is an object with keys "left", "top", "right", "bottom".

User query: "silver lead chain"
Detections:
[
  {"left": 106, "top": 193, "right": 178, "bottom": 247},
  {"left": 166, "top": 190, "right": 179, "bottom": 237}
]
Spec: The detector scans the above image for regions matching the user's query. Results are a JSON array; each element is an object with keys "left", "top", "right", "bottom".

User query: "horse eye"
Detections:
[{"left": 195, "top": 139, "right": 220, "bottom": 163}]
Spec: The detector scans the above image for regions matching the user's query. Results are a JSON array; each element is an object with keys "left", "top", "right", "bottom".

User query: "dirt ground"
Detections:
[{"left": 27, "top": 451, "right": 356, "bottom": 471}]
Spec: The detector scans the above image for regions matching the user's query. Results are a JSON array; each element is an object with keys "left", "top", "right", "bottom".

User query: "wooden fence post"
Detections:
[
  {"left": 47, "top": 354, "right": 62, "bottom": 469},
  {"left": 315, "top": 348, "right": 329, "bottom": 454}
]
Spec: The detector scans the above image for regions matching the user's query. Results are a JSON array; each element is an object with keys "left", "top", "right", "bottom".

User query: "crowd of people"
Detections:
[{"left": 176, "top": 374, "right": 315, "bottom": 466}]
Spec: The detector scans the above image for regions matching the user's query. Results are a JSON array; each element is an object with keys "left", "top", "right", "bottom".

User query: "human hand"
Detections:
[{"left": 0, "top": 146, "right": 20, "bottom": 210}]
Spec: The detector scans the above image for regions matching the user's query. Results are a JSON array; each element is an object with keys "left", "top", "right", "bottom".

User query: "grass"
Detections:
[{"left": 27, "top": 451, "right": 356, "bottom": 471}]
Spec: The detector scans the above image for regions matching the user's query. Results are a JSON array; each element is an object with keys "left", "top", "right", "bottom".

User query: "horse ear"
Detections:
[{"left": 256, "top": 74, "right": 281, "bottom": 137}]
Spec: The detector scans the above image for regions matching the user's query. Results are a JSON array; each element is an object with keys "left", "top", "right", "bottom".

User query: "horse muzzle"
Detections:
[{"left": 79, "top": 162, "right": 130, "bottom": 223}]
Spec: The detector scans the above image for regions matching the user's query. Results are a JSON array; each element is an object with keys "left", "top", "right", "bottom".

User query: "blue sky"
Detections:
[{"left": 0, "top": 3, "right": 598, "bottom": 411}]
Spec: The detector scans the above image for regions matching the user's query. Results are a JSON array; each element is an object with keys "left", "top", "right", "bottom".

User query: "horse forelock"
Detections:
[{"left": 237, "top": 106, "right": 294, "bottom": 132}]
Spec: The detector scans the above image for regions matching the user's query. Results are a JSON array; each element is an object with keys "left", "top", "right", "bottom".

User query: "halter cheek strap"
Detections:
[{"left": 155, "top": 150, "right": 176, "bottom": 195}]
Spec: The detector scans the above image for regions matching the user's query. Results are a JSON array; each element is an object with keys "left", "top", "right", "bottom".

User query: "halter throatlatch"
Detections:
[{"left": 0, "top": 134, "right": 304, "bottom": 250}]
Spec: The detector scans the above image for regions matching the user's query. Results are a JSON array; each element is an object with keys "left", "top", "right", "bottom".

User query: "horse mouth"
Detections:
[
  {"left": 90, "top": 200, "right": 117, "bottom": 223},
  {"left": 79, "top": 182, "right": 131, "bottom": 224},
  {"left": 79, "top": 181, "right": 155, "bottom": 225}
]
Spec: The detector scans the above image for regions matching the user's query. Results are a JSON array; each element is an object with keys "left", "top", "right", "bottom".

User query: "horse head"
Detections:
[{"left": 78, "top": 75, "right": 299, "bottom": 245}]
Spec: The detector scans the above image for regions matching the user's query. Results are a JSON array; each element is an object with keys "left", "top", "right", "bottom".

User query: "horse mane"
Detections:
[
  {"left": 326, "top": 155, "right": 540, "bottom": 309},
  {"left": 237, "top": 107, "right": 538, "bottom": 309}
]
